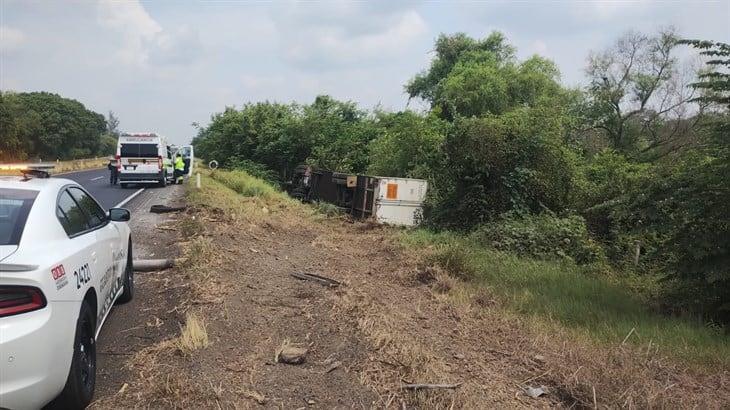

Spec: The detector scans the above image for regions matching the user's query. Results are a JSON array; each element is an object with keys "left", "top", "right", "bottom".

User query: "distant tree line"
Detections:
[
  {"left": 193, "top": 30, "right": 728, "bottom": 324},
  {"left": 0, "top": 91, "right": 118, "bottom": 161}
]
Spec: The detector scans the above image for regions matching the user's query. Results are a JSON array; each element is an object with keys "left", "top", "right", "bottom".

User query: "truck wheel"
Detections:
[
  {"left": 55, "top": 301, "right": 96, "bottom": 409},
  {"left": 117, "top": 238, "right": 134, "bottom": 304}
]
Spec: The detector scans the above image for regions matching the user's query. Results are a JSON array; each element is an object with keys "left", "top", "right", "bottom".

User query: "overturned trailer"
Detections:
[{"left": 287, "top": 166, "right": 427, "bottom": 226}]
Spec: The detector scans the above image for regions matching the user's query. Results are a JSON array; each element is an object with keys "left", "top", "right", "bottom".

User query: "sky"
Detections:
[{"left": 1, "top": 0, "right": 728, "bottom": 145}]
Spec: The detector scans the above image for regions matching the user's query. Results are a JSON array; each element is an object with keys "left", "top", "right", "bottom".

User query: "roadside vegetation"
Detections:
[
  {"left": 168, "top": 168, "right": 728, "bottom": 407},
  {"left": 0, "top": 91, "right": 121, "bottom": 161},
  {"left": 0, "top": 156, "right": 107, "bottom": 176},
  {"left": 54, "top": 157, "right": 108, "bottom": 173},
  {"left": 403, "top": 230, "right": 729, "bottom": 367},
  {"left": 191, "top": 167, "right": 729, "bottom": 369},
  {"left": 192, "top": 30, "right": 730, "bottom": 333}
]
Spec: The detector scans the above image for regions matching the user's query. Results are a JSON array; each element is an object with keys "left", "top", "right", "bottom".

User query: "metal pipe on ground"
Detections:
[{"left": 133, "top": 259, "right": 174, "bottom": 272}]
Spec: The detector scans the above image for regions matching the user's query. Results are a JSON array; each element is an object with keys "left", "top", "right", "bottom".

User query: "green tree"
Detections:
[
  {"left": 611, "top": 114, "right": 729, "bottom": 321},
  {"left": 407, "top": 32, "right": 515, "bottom": 103},
  {"left": 302, "top": 95, "right": 376, "bottom": 173},
  {"left": 0, "top": 91, "right": 106, "bottom": 160},
  {"left": 0, "top": 92, "right": 26, "bottom": 161},
  {"left": 583, "top": 28, "right": 704, "bottom": 156},
  {"left": 427, "top": 106, "right": 578, "bottom": 229},
  {"left": 437, "top": 54, "right": 562, "bottom": 118},
  {"left": 678, "top": 40, "right": 730, "bottom": 108},
  {"left": 367, "top": 111, "right": 448, "bottom": 179},
  {"left": 192, "top": 96, "right": 379, "bottom": 180},
  {"left": 192, "top": 102, "right": 303, "bottom": 179},
  {"left": 406, "top": 32, "right": 516, "bottom": 120}
]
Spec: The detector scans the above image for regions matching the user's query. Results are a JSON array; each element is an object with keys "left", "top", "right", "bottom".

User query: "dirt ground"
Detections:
[{"left": 89, "top": 181, "right": 729, "bottom": 409}]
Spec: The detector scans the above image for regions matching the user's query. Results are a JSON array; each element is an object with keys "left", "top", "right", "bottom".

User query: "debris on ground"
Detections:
[
  {"left": 240, "top": 389, "right": 267, "bottom": 405},
  {"left": 525, "top": 386, "right": 548, "bottom": 398},
  {"left": 275, "top": 340, "right": 308, "bottom": 364},
  {"left": 132, "top": 258, "right": 174, "bottom": 272},
  {"left": 324, "top": 360, "right": 341, "bottom": 373},
  {"left": 401, "top": 382, "right": 463, "bottom": 391},
  {"left": 150, "top": 204, "right": 187, "bottom": 213},
  {"left": 289, "top": 272, "right": 341, "bottom": 287}
]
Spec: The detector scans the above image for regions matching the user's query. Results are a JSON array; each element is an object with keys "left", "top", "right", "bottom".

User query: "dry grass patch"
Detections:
[
  {"left": 0, "top": 157, "right": 106, "bottom": 176},
  {"left": 176, "top": 312, "right": 210, "bottom": 355},
  {"left": 332, "top": 288, "right": 473, "bottom": 408},
  {"left": 92, "top": 337, "right": 218, "bottom": 409},
  {"left": 55, "top": 157, "right": 107, "bottom": 173}
]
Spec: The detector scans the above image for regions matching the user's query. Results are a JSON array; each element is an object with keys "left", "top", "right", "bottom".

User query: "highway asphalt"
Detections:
[{"left": 56, "top": 168, "right": 146, "bottom": 210}]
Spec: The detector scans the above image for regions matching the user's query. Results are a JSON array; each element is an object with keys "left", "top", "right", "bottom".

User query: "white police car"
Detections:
[{"left": 0, "top": 170, "right": 134, "bottom": 409}]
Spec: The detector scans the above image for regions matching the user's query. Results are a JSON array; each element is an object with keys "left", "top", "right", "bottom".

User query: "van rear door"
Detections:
[{"left": 119, "top": 142, "right": 162, "bottom": 178}]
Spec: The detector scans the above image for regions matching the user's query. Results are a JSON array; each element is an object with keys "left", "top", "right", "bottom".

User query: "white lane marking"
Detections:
[
  {"left": 113, "top": 188, "right": 145, "bottom": 209},
  {"left": 90, "top": 176, "right": 104, "bottom": 181}
]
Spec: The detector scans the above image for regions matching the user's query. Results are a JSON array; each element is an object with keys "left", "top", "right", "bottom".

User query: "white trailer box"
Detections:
[{"left": 373, "top": 177, "right": 428, "bottom": 226}]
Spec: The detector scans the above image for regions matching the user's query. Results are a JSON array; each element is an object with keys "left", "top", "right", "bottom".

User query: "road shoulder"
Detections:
[{"left": 92, "top": 184, "right": 187, "bottom": 403}]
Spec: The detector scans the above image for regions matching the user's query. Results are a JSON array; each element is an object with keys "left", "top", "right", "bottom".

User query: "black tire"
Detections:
[
  {"left": 158, "top": 172, "right": 167, "bottom": 188},
  {"left": 120, "top": 183, "right": 129, "bottom": 189},
  {"left": 56, "top": 301, "right": 96, "bottom": 409},
  {"left": 291, "top": 187, "right": 306, "bottom": 201},
  {"left": 117, "top": 238, "right": 134, "bottom": 304}
]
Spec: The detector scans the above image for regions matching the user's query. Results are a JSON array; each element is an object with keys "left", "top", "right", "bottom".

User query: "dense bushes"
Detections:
[
  {"left": 471, "top": 213, "right": 605, "bottom": 265},
  {"left": 367, "top": 111, "right": 448, "bottom": 180},
  {"left": 192, "top": 97, "right": 381, "bottom": 181},
  {"left": 610, "top": 117, "right": 730, "bottom": 322},
  {"left": 426, "top": 107, "right": 578, "bottom": 229}
]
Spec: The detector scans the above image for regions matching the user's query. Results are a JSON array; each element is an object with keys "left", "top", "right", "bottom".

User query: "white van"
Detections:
[
  {"left": 116, "top": 133, "right": 173, "bottom": 188},
  {"left": 169, "top": 144, "right": 195, "bottom": 176}
]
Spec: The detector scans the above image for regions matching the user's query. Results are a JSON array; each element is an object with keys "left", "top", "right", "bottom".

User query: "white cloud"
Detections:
[
  {"left": 279, "top": 7, "right": 428, "bottom": 69},
  {"left": 147, "top": 25, "right": 203, "bottom": 66},
  {"left": 96, "top": 1, "right": 203, "bottom": 68},
  {"left": 0, "top": 26, "right": 25, "bottom": 53},
  {"left": 96, "top": 0, "right": 162, "bottom": 65}
]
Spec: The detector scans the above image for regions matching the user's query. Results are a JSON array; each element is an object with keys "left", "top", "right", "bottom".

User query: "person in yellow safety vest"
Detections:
[{"left": 174, "top": 154, "right": 185, "bottom": 184}]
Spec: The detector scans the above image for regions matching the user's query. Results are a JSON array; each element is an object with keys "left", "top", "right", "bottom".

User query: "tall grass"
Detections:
[
  {"left": 209, "top": 169, "right": 281, "bottom": 200},
  {"left": 403, "top": 229, "right": 729, "bottom": 366},
  {"left": 187, "top": 169, "right": 305, "bottom": 223}
]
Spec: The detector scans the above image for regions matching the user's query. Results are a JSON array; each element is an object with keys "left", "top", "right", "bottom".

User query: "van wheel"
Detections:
[
  {"left": 117, "top": 238, "right": 134, "bottom": 304},
  {"left": 159, "top": 173, "right": 167, "bottom": 187},
  {"left": 55, "top": 301, "right": 96, "bottom": 409}
]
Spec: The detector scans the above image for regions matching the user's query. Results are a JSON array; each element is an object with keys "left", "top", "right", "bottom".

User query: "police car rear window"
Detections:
[
  {"left": 120, "top": 143, "right": 159, "bottom": 158},
  {"left": 0, "top": 189, "right": 38, "bottom": 246}
]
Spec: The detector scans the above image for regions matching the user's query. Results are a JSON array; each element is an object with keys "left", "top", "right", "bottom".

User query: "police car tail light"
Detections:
[
  {"left": 0, "top": 286, "right": 47, "bottom": 317},
  {"left": 158, "top": 155, "right": 163, "bottom": 170},
  {"left": 116, "top": 154, "right": 121, "bottom": 170}
]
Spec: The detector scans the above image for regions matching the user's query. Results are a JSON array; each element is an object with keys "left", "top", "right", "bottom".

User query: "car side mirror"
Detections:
[{"left": 109, "top": 208, "right": 131, "bottom": 222}]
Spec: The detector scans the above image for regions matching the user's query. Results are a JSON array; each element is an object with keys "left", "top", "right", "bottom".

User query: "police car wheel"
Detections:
[
  {"left": 117, "top": 239, "right": 134, "bottom": 304},
  {"left": 56, "top": 301, "right": 96, "bottom": 409},
  {"left": 159, "top": 173, "right": 167, "bottom": 187}
]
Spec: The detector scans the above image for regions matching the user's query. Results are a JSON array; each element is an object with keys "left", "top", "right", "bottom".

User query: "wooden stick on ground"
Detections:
[
  {"left": 289, "top": 272, "right": 341, "bottom": 287},
  {"left": 401, "top": 382, "right": 463, "bottom": 391}
]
